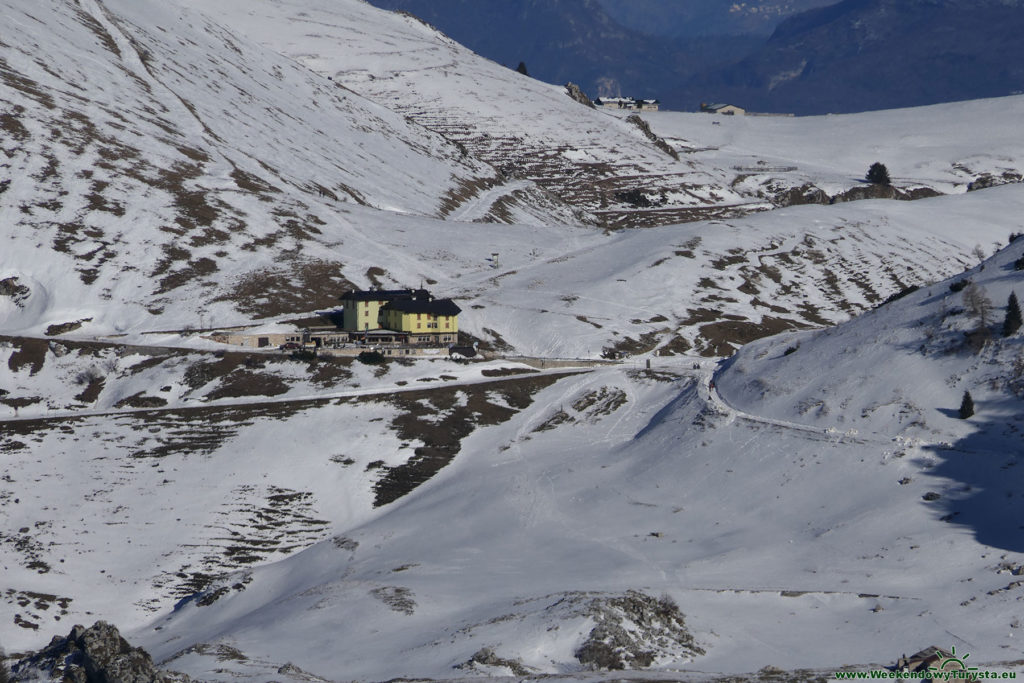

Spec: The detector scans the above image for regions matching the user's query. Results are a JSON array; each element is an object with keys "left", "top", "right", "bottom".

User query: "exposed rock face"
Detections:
[
  {"left": 625, "top": 114, "right": 679, "bottom": 160},
  {"left": 770, "top": 181, "right": 941, "bottom": 207},
  {"left": 456, "top": 647, "right": 531, "bottom": 676},
  {"left": 574, "top": 591, "right": 704, "bottom": 671},
  {"left": 829, "top": 184, "right": 942, "bottom": 203},
  {"left": 0, "top": 277, "right": 31, "bottom": 307},
  {"left": 775, "top": 182, "right": 830, "bottom": 206},
  {"left": 968, "top": 171, "right": 1024, "bottom": 191},
  {"left": 564, "top": 82, "right": 595, "bottom": 108},
  {"left": 10, "top": 621, "right": 188, "bottom": 683}
]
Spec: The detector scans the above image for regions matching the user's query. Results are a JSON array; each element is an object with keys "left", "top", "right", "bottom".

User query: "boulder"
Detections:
[{"left": 10, "top": 621, "right": 188, "bottom": 683}]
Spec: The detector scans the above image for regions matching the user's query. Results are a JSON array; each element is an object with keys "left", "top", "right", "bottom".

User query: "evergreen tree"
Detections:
[
  {"left": 1004, "top": 292, "right": 1023, "bottom": 337},
  {"left": 515, "top": 61, "right": 529, "bottom": 76},
  {"left": 866, "top": 162, "right": 891, "bottom": 185},
  {"left": 959, "top": 390, "right": 975, "bottom": 419}
]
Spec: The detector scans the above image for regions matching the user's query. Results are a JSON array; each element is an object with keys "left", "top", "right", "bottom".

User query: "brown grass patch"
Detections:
[
  {"left": 0, "top": 59, "right": 56, "bottom": 109},
  {"left": 697, "top": 316, "right": 807, "bottom": 357},
  {"left": 73, "top": 377, "right": 105, "bottom": 404},
  {"left": 603, "top": 331, "right": 663, "bottom": 357},
  {"left": 365, "top": 266, "right": 388, "bottom": 288},
  {"left": 307, "top": 359, "right": 353, "bottom": 387},
  {"left": 231, "top": 168, "right": 280, "bottom": 195},
  {"left": 157, "top": 257, "right": 218, "bottom": 294},
  {"left": 373, "top": 374, "right": 570, "bottom": 506},
  {"left": 114, "top": 392, "right": 168, "bottom": 409},
  {"left": 45, "top": 318, "right": 92, "bottom": 336},
  {"left": 7, "top": 338, "right": 48, "bottom": 375},
  {"left": 0, "top": 110, "right": 29, "bottom": 141},
  {"left": 216, "top": 259, "right": 356, "bottom": 319},
  {"left": 438, "top": 175, "right": 501, "bottom": 218},
  {"left": 206, "top": 371, "right": 290, "bottom": 400}
]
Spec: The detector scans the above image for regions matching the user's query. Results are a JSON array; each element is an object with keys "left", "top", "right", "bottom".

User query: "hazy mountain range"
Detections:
[{"left": 368, "top": 0, "right": 1024, "bottom": 114}]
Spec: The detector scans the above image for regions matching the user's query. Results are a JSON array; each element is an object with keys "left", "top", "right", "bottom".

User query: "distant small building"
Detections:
[
  {"left": 595, "top": 97, "right": 660, "bottom": 111},
  {"left": 893, "top": 647, "right": 978, "bottom": 682},
  {"left": 595, "top": 96, "right": 635, "bottom": 110},
  {"left": 701, "top": 102, "right": 746, "bottom": 116}
]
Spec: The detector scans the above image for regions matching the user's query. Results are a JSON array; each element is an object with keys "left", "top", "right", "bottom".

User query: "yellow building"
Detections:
[
  {"left": 340, "top": 289, "right": 423, "bottom": 332},
  {"left": 380, "top": 296, "right": 460, "bottom": 345},
  {"left": 339, "top": 288, "right": 461, "bottom": 345}
]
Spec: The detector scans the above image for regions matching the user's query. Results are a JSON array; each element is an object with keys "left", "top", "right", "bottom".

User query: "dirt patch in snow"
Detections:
[
  {"left": 216, "top": 259, "right": 355, "bottom": 319},
  {"left": 373, "top": 373, "right": 573, "bottom": 506},
  {"left": 0, "top": 276, "right": 31, "bottom": 306},
  {"left": 45, "top": 318, "right": 92, "bottom": 336},
  {"left": 698, "top": 316, "right": 807, "bottom": 357},
  {"left": 205, "top": 371, "right": 290, "bottom": 401},
  {"left": 7, "top": 337, "right": 49, "bottom": 375}
]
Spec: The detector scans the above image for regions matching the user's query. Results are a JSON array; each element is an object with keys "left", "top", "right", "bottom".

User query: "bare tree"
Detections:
[
  {"left": 963, "top": 282, "right": 994, "bottom": 326},
  {"left": 973, "top": 244, "right": 987, "bottom": 264}
]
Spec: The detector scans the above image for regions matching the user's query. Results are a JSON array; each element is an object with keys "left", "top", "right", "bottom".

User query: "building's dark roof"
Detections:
[
  {"left": 382, "top": 298, "right": 461, "bottom": 316},
  {"left": 341, "top": 288, "right": 428, "bottom": 302}
]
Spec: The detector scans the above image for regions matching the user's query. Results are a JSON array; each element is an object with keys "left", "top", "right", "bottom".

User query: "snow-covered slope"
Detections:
[
  {"left": 4, "top": 0, "right": 1023, "bottom": 358},
  {"left": 718, "top": 229, "right": 1024, "bottom": 448},
  {"left": 5, "top": 0, "right": 1024, "bottom": 678},
  {"left": 640, "top": 96, "right": 1024, "bottom": 200},
  {"left": 173, "top": 0, "right": 765, "bottom": 230},
  {"left": 130, "top": 235, "right": 1024, "bottom": 678},
  {"left": 452, "top": 185, "right": 1024, "bottom": 358},
  {"left": 0, "top": 0, "right": 580, "bottom": 338},
  {"left": 6, "top": 243, "right": 1024, "bottom": 679},
  {"left": 170, "top": 0, "right": 1024, "bottom": 225}
]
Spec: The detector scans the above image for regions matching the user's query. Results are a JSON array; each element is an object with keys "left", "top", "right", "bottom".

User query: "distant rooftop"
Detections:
[
  {"left": 341, "top": 288, "right": 429, "bottom": 302},
  {"left": 383, "top": 298, "right": 462, "bottom": 316}
]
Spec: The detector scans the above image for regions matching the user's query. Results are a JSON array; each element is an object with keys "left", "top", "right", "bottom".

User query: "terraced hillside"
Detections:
[{"left": 174, "top": 0, "right": 766, "bottom": 230}]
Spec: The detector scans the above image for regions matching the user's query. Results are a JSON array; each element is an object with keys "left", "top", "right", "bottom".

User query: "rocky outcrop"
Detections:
[
  {"left": 775, "top": 183, "right": 830, "bottom": 206},
  {"left": 455, "top": 647, "right": 531, "bottom": 676},
  {"left": 829, "top": 184, "right": 941, "bottom": 203},
  {"left": 564, "top": 82, "right": 595, "bottom": 108},
  {"left": 0, "top": 277, "right": 30, "bottom": 307},
  {"left": 10, "top": 621, "right": 189, "bottom": 683},
  {"left": 770, "top": 182, "right": 942, "bottom": 207},
  {"left": 625, "top": 114, "right": 679, "bottom": 160},
  {"left": 968, "top": 171, "right": 1024, "bottom": 192},
  {"left": 574, "top": 591, "right": 704, "bottom": 671}
]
